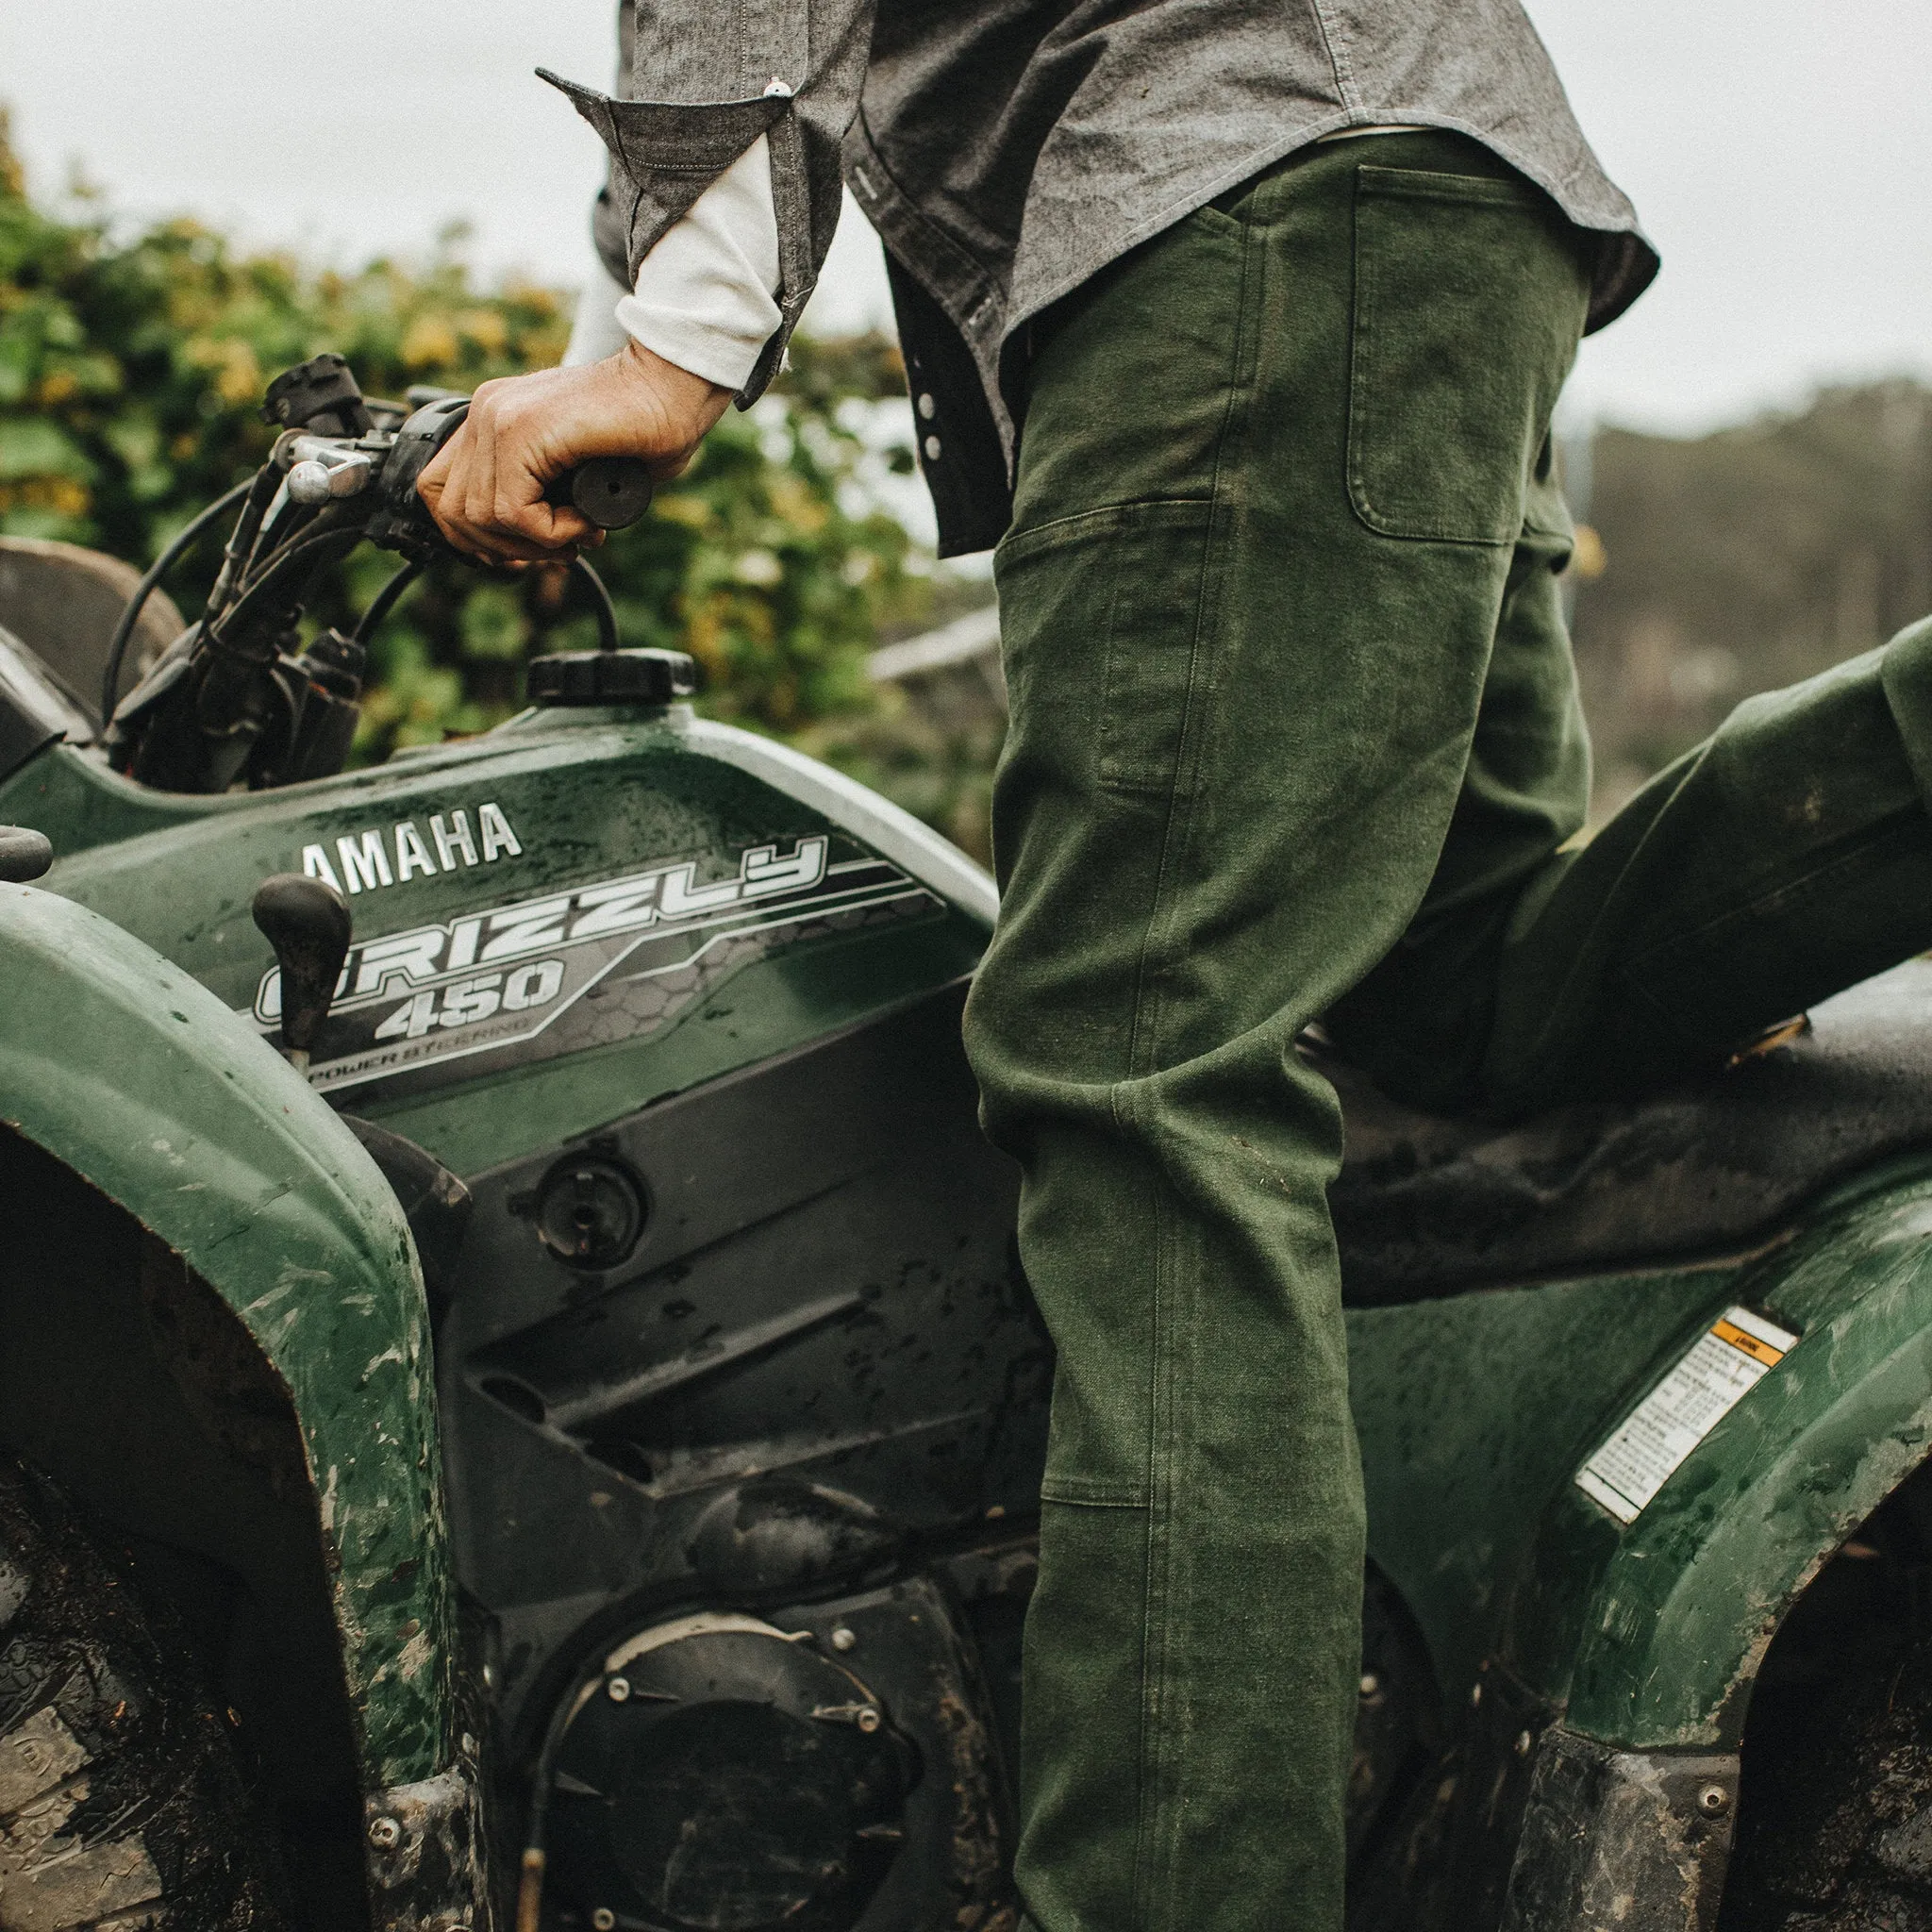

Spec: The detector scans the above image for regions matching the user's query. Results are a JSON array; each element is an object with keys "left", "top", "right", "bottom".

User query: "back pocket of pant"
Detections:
[
  {"left": 996, "top": 498, "right": 1215, "bottom": 802},
  {"left": 1346, "top": 164, "right": 1581, "bottom": 546}
]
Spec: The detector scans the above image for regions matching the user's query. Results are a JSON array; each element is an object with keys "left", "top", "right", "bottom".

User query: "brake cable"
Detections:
[
  {"left": 352, "top": 560, "right": 425, "bottom": 644},
  {"left": 100, "top": 476, "right": 254, "bottom": 725},
  {"left": 575, "top": 555, "right": 621, "bottom": 654}
]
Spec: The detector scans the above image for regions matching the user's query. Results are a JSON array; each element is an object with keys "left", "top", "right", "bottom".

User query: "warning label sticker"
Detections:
[{"left": 1576, "top": 1305, "right": 1799, "bottom": 1524}]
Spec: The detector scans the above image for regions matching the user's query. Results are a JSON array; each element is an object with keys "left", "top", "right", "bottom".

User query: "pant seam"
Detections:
[{"left": 1122, "top": 184, "right": 1260, "bottom": 1932}]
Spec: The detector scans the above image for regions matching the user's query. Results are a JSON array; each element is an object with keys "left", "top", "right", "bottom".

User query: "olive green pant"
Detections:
[{"left": 962, "top": 131, "right": 1932, "bottom": 1932}]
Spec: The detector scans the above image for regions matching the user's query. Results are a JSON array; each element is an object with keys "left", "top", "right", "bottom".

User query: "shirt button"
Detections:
[
  {"left": 924, "top": 435, "right": 942, "bottom": 461},
  {"left": 917, "top": 392, "right": 937, "bottom": 421}
]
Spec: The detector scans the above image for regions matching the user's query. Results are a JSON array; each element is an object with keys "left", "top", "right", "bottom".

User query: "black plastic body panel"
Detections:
[{"left": 437, "top": 981, "right": 1047, "bottom": 1751}]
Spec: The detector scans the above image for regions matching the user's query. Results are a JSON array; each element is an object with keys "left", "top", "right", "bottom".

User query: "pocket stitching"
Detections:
[
  {"left": 1041, "top": 1474, "right": 1152, "bottom": 1508},
  {"left": 1186, "top": 199, "right": 1244, "bottom": 242},
  {"left": 1354, "top": 163, "right": 1547, "bottom": 211},
  {"left": 1346, "top": 176, "right": 1529, "bottom": 547},
  {"left": 1096, "top": 503, "right": 1213, "bottom": 799},
  {"left": 997, "top": 495, "right": 1212, "bottom": 563}
]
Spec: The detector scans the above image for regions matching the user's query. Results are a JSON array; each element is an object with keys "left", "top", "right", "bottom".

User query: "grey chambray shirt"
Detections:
[{"left": 547, "top": 0, "right": 1655, "bottom": 554}]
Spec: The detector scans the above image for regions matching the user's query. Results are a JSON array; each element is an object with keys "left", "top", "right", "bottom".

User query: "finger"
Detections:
[
  {"left": 430, "top": 418, "right": 509, "bottom": 559},
  {"left": 522, "top": 500, "right": 599, "bottom": 551},
  {"left": 461, "top": 404, "right": 501, "bottom": 548},
  {"left": 456, "top": 525, "right": 558, "bottom": 567},
  {"left": 416, "top": 433, "right": 463, "bottom": 538},
  {"left": 467, "top": 408, "right": 569, "bottom": 555}
]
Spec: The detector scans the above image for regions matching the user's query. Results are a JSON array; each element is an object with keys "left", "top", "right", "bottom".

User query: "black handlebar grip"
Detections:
[
  {"left": 548, "top": 457, "right": 654, "bottom": 530},
  {"left": 375, "top": 394, "right": 657, "bottom": 555}
]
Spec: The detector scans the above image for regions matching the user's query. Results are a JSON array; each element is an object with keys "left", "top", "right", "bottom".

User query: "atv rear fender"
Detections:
[
  {"left": 0, "top": 880, "right": 479, "bottom": 1927},
  {"left": 1494, "top": 1161, "right": 1932, "bottom": 1929}
]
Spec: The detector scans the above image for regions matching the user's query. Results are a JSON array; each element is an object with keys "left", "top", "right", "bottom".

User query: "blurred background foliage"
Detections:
[
  {"left": 1568, "top": 380, "right": 1932, "bottom": 820},
  {"left": 0, "top": 108, "right": 1001, "bottom": 855}
]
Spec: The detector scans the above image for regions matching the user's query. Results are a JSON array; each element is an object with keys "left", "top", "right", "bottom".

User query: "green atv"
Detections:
[{"left": 2, "top": 354, "right": 1931, "bottom": 1932}]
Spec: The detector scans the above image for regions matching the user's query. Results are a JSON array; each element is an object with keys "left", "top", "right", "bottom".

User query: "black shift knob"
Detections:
[{"left": 252, "top": 873, "right": 351, "bottom": 1061}]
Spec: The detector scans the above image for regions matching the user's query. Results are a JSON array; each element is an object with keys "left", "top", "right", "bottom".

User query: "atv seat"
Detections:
[{"left": 1329, "top": 958, "right": 1932, "bottom": 1306}]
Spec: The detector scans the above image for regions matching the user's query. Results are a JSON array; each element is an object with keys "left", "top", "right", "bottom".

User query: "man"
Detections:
[{"left": 420, "top": 8, "right": 1932, "bottom": 1927}]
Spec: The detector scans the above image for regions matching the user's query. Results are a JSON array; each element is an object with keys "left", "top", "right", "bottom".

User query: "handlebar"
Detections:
[
  {"left": 358, "top": 391, "right": 652, "bottom": 551},
  {"left": 102, "top": 353, "right": 656, "bottom": 795}
]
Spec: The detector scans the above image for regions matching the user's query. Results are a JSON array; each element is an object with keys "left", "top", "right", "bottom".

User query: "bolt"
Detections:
[
  {"left": 1514, "top": 1729, "right": 1533, "bottom": 1758},
  {"left": 1358, "top": 1674, "right": 1380, "bottom": 1699},
  {"left": 592, "top": 1911, "right": 617, "bottom": 1931},
  {"left": 830, "top": 1626, "right": 858, "bottom": 1653},
  {"left": 856, "top": 1707, "right": 882, "bottom": 1734},
  {"left": 1697, "top": 1783, "right": 1731, "bottom": 1818},
  {"left": 608, "top": 1675, "right": 631, "bottom": 1703},
  {"left": 367, "top": 1815, "right": 402, "bottom": 1851}
]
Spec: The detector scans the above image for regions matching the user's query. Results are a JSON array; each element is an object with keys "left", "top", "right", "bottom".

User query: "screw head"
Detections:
[
  {"left": 592, "top": 1910, "right": 617, "bottom": 1930},
  {"left": 1697, "top": 1782, "right": 1731, "bottom": 1818},
  {"left": 856, "top": 1706, "right": 882, "bottom": 1734},
  {"left": 1358, "top": 1674, "right": 1381, "bottom": 1700},
  {"left": 367, "top": 1815, "right": 402, "bottom": 1850},
  {"left": 830, "top": 1626, "right": 858, "bottom": 1653},
  {"left": 608, "top": 1675, "right": 631, "bottom": 1703},
  {"left": 1514, "top": 1729, "right": 1534, "bottom": 1758}
]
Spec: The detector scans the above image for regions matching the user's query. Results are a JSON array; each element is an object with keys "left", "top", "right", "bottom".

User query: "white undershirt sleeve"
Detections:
[
  {"left": 612, "top": 134, "right": 784, "bottom": 391},
  {"left": 563, "top": 258, "right": 635, "bottom": 368}
]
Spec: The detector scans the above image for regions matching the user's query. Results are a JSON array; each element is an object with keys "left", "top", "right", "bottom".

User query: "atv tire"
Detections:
[
  {"left": 0, "top": 1455, "right": 291, "bottom": 1930},
  {"left": 1719, "top": 1540, "right": 1932, "bottom": 1931}
]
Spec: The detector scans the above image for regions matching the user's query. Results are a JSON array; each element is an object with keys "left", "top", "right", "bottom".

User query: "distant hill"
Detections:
[{"left": 1571, "top": 378, "right": 1932, "bottom": 815}]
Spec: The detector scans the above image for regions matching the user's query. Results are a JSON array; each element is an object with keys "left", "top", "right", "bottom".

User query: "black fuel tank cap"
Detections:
[{"left": 526, "top": 648, "right": 697, "bottom": 708}]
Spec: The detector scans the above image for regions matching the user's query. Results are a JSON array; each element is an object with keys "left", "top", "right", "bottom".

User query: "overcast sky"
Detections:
[{"left": 3, "top": 0, "right": 1928, "bottom": 434}]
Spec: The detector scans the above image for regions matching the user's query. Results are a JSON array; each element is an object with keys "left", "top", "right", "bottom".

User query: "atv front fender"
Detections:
[{"left": 0, "top": 881, "right": 475, "bottom": 1910}]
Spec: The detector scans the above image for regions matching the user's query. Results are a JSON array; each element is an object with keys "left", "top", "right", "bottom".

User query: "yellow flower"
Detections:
[
  {"left": 182, "top": 334, "right": 262, "bottom": 406},
  {"left": 401, "top": 313, "right": 460, "bottom": 371},
  {"left": 3, "top": 477, "right": 92, "bottom": 517},
  {"left": 456, "top": 308, "right": 508, "bottom": 356},
  {"left": 213, "top": 339, "right": 261, "bottom": 405},
  {"left": 654, "top": 493, "right": 712, "bottom": 533},
  {"left": 768, "top": 473, "right": 827, "bottom": 535}
]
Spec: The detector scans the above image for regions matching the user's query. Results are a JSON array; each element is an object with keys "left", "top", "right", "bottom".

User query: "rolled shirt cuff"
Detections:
[{"left": 613, "top": 133, "right": 783, "bottom": 392}]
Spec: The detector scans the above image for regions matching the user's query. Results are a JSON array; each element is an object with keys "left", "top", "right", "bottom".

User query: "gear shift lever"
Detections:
[
  {"left": 0, "top": 827, "right": 53, "bottom": 884},
  {"left": 251, "top": 873, "right": 351, "bottom": 1076}
]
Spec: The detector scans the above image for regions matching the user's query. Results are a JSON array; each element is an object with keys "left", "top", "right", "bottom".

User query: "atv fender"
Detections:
[
  {"left": 1500, "top": 1162, "right": 1932, "bottom": 1928},
  {"left": 0, "top": 881, "right": 477, "bottom": 1922}
]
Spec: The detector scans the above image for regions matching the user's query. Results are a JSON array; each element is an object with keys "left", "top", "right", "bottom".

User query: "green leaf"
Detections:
[
  {"left": 458, "top": 584, "right": 529, "bottom": 661},
  {"left": 0, "top": 415, "right": 94, "bottom": 481}
]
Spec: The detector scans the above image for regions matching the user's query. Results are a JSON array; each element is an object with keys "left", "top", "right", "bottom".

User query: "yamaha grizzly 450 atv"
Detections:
[{"left": 6, "top": 353, "right": 1932, "bottom": 1932}]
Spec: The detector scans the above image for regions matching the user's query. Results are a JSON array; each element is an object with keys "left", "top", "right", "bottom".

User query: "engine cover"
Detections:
[{"left": 544, "top": 1611, "right": 915, "bottom": 1932}]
